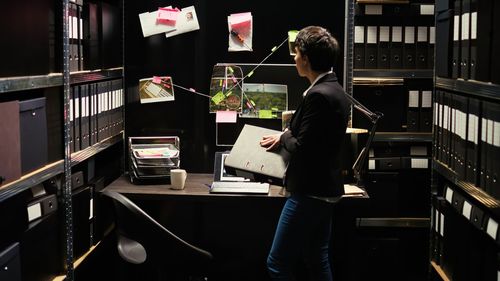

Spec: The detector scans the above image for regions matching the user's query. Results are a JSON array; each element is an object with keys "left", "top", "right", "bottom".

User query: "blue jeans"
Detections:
[{"left": 267, "top": 194, "right": 334, "bottom": 281}]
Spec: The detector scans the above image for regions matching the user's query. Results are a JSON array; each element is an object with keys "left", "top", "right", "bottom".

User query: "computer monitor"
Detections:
[
  {"left": 213, "top": 151, "right": 249, "bottom": 182},
  {"left": 214, "top": 63, "right": 308, "bottom": 146}
]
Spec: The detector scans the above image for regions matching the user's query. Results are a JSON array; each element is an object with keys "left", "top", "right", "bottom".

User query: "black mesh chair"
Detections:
[{"left": 102, "top": 190, "right": 213, "bottom": 281}]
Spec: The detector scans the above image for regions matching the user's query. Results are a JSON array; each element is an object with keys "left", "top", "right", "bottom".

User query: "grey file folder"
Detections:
[{"left": 224, "top": 124, "right": 289, "bottom": 185}]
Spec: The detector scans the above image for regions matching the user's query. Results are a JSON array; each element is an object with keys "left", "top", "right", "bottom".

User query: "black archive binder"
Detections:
[
  {"left": 378, "top": 26, "right": 390, "bottom": 69},
  {"left": 365, "top": 26, "right": 378, "bottom": 69},
  {"left": 436, "top": 0, "right": 453, "bottom": 77},
  {"left": 390, "top": 26, "right": 403, "bottom": 69},
  {"left": 470, "top": 0, "right": 493, "bottom": 82},
  {"left": 403, "top": 26, "right": 416, "bottom": 69},
  {"left": 460, "top": 0, "right": 471, "bottom": 80},
  {"left": 452, "top": 0, "right": 462, "bottom": 78},
  {"left": 354, "top": 26, "right": 365, "bottom": 69},
  {"left": 416, "top": 26, "right": 428, "bottom": 69},
  {"left": 465, "top": 98, "right": 480, "bottom": 185}
]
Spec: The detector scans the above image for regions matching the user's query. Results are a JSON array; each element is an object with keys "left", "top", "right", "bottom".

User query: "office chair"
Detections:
[{"left": 102, "top": 190, "right": 213, "bottom": 281}]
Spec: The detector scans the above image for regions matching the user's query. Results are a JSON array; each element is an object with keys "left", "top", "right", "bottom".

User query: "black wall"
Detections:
[{"left": 124, "top": 0, "right": 345, "bottom": 172}]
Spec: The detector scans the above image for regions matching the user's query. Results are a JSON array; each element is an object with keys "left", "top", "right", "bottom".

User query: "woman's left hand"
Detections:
[{"left": 260, "top": 133, "right": 282, "bottom": 151}]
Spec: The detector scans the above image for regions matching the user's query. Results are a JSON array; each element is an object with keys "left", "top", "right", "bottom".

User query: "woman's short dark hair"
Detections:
[{"left": 295, "top": 26, "right": 340, "bottom": 72}]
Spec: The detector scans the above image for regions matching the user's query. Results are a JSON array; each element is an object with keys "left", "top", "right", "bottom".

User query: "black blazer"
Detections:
[{"left": 280, "top": 72, "right": 350, "bottom": 197}]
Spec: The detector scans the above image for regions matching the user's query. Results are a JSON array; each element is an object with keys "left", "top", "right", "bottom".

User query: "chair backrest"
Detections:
[{"left": 102, "top": 190, "right": 213, "bottom": 274}]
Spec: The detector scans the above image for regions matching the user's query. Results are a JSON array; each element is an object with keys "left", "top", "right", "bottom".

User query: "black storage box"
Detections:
[
  {"left": 19, "top": 97, "right": 48, "bottom": 174},
  {"left": 72, "top": 186, "right": 92, "bottom": 259},
  {"left": 21, "top": 198, "right": 63, "bottom": 281}
]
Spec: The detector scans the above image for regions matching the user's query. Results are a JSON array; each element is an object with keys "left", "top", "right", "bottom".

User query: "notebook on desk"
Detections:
[{"left": 209, "top": 181, "right": 270, "bottom": 194}]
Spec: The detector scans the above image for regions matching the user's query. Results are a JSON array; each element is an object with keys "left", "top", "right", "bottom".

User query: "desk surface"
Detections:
[
  {"left": 105, "top": 174, "right": 368, "bottom": 201},
  {"left": 105, "top": 174, "right": 285, "bottom": 199}
]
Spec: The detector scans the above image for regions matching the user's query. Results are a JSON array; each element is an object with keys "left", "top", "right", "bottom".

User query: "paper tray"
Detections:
[{"left": 128, "top": 136, "right": 180, "bottom": 181}]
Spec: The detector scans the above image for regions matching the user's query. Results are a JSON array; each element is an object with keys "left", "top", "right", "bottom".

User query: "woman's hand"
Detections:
[{"left": 260, "top": 133, "right": 282, "bottom": 151}]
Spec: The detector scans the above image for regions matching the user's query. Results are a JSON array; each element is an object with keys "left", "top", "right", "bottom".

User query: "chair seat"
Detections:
[{"left": 102, "top": 190, "right": 213, "bottom": 280}]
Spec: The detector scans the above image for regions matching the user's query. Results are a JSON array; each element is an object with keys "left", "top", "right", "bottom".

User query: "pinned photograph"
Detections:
[
  {"left": 165, "top": 6, "right": 200, "bottom": 38},
  {"left": 139, "top": 76, "right": 175, "bottom": 104},
  {"left": 241, "top": 83, "right": 288, "bottom": 119},
  {"left": 209, "top": 64, "right": 244, "bottom": 113}
]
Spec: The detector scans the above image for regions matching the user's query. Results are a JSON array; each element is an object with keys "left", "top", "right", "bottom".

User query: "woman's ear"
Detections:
[{"left": 302, "top": 54, "right": 310, "bottom": 67}]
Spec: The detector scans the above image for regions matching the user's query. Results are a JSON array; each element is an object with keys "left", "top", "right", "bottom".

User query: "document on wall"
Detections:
[
  {"left": 165, "top": 6, "right": 200, "bottom": 38},
  {"left": 138, "top": 6, "right": 177, "bottom": 37},
  {"left": 227, "top": 12, "right": 253, "bottom": 52}
]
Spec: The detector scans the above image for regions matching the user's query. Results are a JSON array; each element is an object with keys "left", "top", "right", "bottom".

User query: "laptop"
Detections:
[{"left": 210, "top": 151, "right": 270, "bottom": 194}]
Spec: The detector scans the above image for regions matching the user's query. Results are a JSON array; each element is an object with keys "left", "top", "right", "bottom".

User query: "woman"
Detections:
[{"left": 261, "top": 26, "right": 350, "bottom": 281}]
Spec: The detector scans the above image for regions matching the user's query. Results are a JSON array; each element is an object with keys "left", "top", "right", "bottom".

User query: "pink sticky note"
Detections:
[
  {"left": 216, "top": 110, "right": 237, "bottom": 123},
  {"left": 152, "top": 76, "right": 162, "bottom": 84},
  {"left": 230, "top": 12, "right": 251, "bottom": 29},
  {"left": 189, "top": 88, "right": 196, "bottom": 92},
  {"left": 157, "top": 7, "right": 180, "bottom": 25}
]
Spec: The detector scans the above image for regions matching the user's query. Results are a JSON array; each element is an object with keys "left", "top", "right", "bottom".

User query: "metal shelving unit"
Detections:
[
  {"left": 354, "top": 69, "right": 434, "bottom": 79},
  {"left": 0, "top": 68, "right": 124, "bottom": 94},
  {"left": 0, "top": 132, "right": 123, "bottom": 203},
  {"left": 373, "top": 132, "right": 433, "bottom": 142},
  {"left": 436, "top": 77, "right": 500, "bottom": 102},
  {"left": 433, "top": 159, "right": 500, "bottom": 211}
]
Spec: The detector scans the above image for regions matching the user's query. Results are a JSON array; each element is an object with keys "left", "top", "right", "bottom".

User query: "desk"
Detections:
[{"left": 104, "top": 174, "right": 369, "bottom": 281}]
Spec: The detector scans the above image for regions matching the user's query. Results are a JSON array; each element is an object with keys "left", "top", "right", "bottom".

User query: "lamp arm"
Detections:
[
  {"left": 343, "top": 91, "right": 380, "bottom": 122},
  {"left": 343, "top": 92, "right": 383, "bottom": 186}
]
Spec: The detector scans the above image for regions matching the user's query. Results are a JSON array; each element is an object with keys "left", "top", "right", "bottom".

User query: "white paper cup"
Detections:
[{"left": 170, "top": 169, "right": 187, "bottom": 190}]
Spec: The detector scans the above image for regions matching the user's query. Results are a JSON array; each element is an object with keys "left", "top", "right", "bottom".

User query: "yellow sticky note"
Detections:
[
  {"left": 212, "top": 91, "right": 226, "bottom": 105},
  {"left": 247, "top": 70, "right": 254, "bottom": 77},
  {"left": 259, "top": 110, "right": 273, "bottom": 119},
  {"left": 226, "top": 91, "right": 233, "bottom": 97},
  {"left": 271, "top": 46, "right": 277, "bottom": 52},
  {"left": 271, "top": 107, "right": 279, "bottom": 111},
  {"left": 250, "top": 100, "right": 256, "bottom": 106},
  {"left": 227, "top": 66, "right": 234, "bottom": 73}
]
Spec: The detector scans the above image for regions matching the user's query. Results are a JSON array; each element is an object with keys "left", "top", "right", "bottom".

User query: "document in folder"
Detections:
[{"left": 224, "top": 124, "right": 289, "bottom": 185}]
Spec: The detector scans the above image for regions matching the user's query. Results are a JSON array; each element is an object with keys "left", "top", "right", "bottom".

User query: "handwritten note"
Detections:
[
  {"left": 229, "top": 12, "right": 252, "bottom": 29},
  {"left": 157, "top": 7, "right": 180, "bottom": 25}
]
